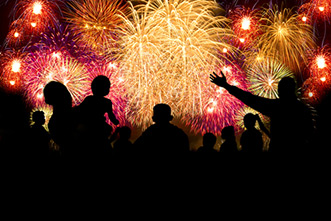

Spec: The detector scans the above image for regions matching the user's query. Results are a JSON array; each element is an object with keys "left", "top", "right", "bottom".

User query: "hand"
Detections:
[{"left": 210, "top": 71, "right": 228, "bottom": 88}]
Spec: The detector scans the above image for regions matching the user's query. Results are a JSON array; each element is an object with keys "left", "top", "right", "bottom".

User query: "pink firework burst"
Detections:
[
  {"left": 24, "top": 49, "right": 90, "bottom": 106},
  {"left": 86, "top": 60, "right": 130, "bottom": 129},
  {"left": 182, "top": 63, "right": 249, "bottom": 135}
]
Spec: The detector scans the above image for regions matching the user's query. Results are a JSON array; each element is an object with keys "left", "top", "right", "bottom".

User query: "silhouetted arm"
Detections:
[
  {"left": 106, "top": 100, "right": 120, "bottom": 125},
  {"left": 256, "top": 114, "right": 270, "bottom": 137},
  {"left": 210, "top": 72, "right": 276, "bottom": 116}
]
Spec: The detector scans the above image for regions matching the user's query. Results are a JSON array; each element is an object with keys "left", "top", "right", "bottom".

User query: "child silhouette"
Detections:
[
  {"left": 240, "top": 113, "right": 263, "bottom": 153},
  {"left": 197, "top": 133, "right": 218, "bottom": 153},
  {"left": 220, "top": 126, "right": 238, "bottom": 153}
]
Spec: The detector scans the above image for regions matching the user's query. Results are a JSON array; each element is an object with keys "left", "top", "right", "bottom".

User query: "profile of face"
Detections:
[{"left": 43, "top": 81, "right": 72, "bottom": 108}]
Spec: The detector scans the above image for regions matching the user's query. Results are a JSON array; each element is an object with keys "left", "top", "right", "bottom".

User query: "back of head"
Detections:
[
  {"left": 203, "top": 132, "right": 217, "bottom": 147},
  {"left": 152, "top": 103, "right": 173, "bottom": 124},
  {"left": 221, "top": 126, "right": 235, "bottom": 140},
  {"left": 119, "top": 126, "right": 131, "bottom": 140},
  {"left": 244, "top": 113, "right": 256, "bottom": 129},
  {"left": 278, "top": 77, "right": 297, "bottom": 100},
  {"left": 43, "top": 81, "right": 72, "bottom": 108},
  {"left": 32, "top": 111, "right": 45, "bottom": 125},
  {"left": 91, "top": 75, "right": 111, "bottom": 96}
]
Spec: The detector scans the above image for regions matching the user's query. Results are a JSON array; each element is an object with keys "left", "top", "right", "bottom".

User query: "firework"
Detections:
[
  {"left": 257, "top": 6, "right": 316, "bottom": 72},
  {"left": 116, "top": 0, "right": 235, "bottom": 129},
  {"left": 0, "top": 49, "right": 27, "bottom": 91},
  {"left": 64, "top": 0, "right": 128, "bottom": 55},
  {"left": 11, "top": 0, "right": 61, "bottom": 37},
  {"left": 301, "top": 76, "right": 329, "bottom": 105},
  {"left": 24, "top": 50, "right": 90, "bottom": 106},
  {"left": 228, "top": 6, "right": 261, "bottom": 47},
  {"left": 30, "top": 105, "right": 53, "bottom": 131},
  {"left": 307, "top": 46, "right": 331, "bottom": 79},
  {"left": 86, "top": 61, "right": 130, "bottom": 129},
  {"left": 299, "top": 0, "right": 331, "bottom": 23},
  {"left": 182, "top": 63, "right": 249, "bottom": 135},
  {"left": 246, "top": 58, "right": 295, "bottom": 99}
]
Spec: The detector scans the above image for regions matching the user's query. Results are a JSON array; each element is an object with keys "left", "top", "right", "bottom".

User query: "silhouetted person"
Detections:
[
  {"left": 240, "top": 113, "right": 263, "bottom": 153},
  {"left": 219, "top": 126, "right": 238, "bottom": 153},
  {"left": 112, "top": 126, "right": 134, "bottom": 154},
  {"left": 29, "top": 110, "right": 51, "bottom": 158},
  {"left": 134, "top": 103, "right": 190, "bottom": 155},
  {"left": 210, "top": 72, "right": 315, "bottom": 152},
  {"left": 197, "top": 133, "right": 218, "bottom": 153},
  {"left": 78, "top": 75, "right": 119, "bottom": 156},
  {"left": 43, "top": 81, "right": 76, "bottom": 157}
]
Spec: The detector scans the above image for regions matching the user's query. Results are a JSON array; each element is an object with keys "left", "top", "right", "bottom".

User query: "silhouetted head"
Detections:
[
  {"left": 278, "top": 77, "right": 297, "bottom": 100},
  {"left": 91, "top": 75, "right": 111, "bottom": 97},
  {"left": 221, "top": 126, "right": 235, "bottom": 140},
  {"left": 119, "top": 126, "right": 131, "bottom": 140},
  {"left": 203, "top": 133, "right": 217, "bottom": 148},
  {"left": 152, "top": 103, "right": 173, "bottom": 124},
  {"left": 32, "top": 111, "right": 45, "bottom": 126},
  {"left": 244, "top": 113, "right": 257, "bottom": 129},
  {"left": 43, "top": 81, "right": 72, "bottom": 108}
]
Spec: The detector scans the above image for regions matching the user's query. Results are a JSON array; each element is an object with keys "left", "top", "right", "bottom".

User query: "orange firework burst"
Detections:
[
  {"left": 0, "top": 49, "right": 27, "bottom": 91},
  {"left": 307, "top": 46, "right": 331, "bottom": 79},
  {"left": 228, "top": 6, "right": 261, "bottom": 47},
  {"left": 64, "top": 0, "right": 128, "bottom": 55}
]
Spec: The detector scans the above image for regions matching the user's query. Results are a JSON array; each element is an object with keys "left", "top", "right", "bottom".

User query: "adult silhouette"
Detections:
[
  {"left": 197, "top": 133, "right": 218, "bottom": 153},
  {"left": 77, "top": 75, "right": 119, "bottom": 156},
  {"left": 29, "top": 111, "right": 51, "bottom": 158},
  {"left": 210, "top": 72, "right": 315, "bottom": 152},
  {"left": 43, "top": 81, "right": 76, "bottom": 157},
  {"left": 134, "top": 103, "right": 190, "bottom": 155},
  {"left": 240, "top": 113, "right": 263, "bottom": 153},
  {"left": 219, "top": 126, "right": 238, "bottom": 153}
]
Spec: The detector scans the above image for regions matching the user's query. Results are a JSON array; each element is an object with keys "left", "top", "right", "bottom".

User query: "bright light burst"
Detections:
[
  {"left": 229, "top": 6, "right": 261, "bottom": 47},
  {"left": 65, "top": 0, "right": 128, "bottom": 55},
  {"left": 116, "top": 0, "right": 235, "bottom": 128},
  {"left": 257, "top": 6, "right": 316, "bottom": 72},
  {"left": 24, "top": 50, "right": 90, "bottom": 106},
  {"left": 307, "top": 46, "right": 331, "bottom": 78},
  {"left": 299, "top": 0, "right": 331, "bottom": 23},
  {"left": 246, "top": 58, "right": 295, "bottom": 99}
]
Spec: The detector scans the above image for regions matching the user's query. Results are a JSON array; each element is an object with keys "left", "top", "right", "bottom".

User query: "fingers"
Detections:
[{"left": 220, "top": 71, "right": 226, "bottom": 78}]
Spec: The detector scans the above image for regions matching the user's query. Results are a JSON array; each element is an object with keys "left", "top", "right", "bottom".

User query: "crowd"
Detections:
[{"left": 1, "top": 71, "right": 329, "bottom": 161}]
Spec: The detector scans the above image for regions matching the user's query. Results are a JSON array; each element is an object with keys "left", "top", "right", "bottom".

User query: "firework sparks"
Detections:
[
  {"left": 182, "top": 63, "right": 249, "bottom": 135},
  {"left": 246, "top": 58, "right": 294, "bottom": 99},
  {"left": 116, "top": 0, "right": 235, "bottom": 129},
  {"left": 64, "top": 0, "right": 128, "bottom": 55},
  {"left": 257, "top": 6, "right": 316, "bottom": 72},
  {"left": 299, "top": 0, "right": 331, "bottom": 23},
  {"left": 24, "top": 50, "right": 90, "bottom": 106},
  {"left": 307, "top": 46, "right": 331, "bottom": 79},
  {"left": 228, "top": 6, "right": 261, "bottom": 47}
]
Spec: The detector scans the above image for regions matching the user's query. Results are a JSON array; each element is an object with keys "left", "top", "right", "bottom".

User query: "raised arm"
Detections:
[{"left": 210, "top": 72, "right": 276, "bottom": 117}]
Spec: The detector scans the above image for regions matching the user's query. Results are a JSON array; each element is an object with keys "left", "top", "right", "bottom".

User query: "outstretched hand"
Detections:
[{"left": 210, "top": 71, "right": 228, "bottom": 88}]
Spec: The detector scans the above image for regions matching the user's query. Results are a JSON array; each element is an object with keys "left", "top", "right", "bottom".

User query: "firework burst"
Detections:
[
  {"left": 0, "top": 49, "right": 27, "bottom": 91},
  {"left": 182, "top": 63, "right": 249, "bottom": 135},
  {"left": 299, "top": 0, "right": 331, "bottom": 23},
  {"left": 228, "top": 6, "right": 261, "bottom": 47},
  {"left": 24, "top": 50, "right": 90, "bottom": 106},
  {"left": 246, "top": 58, "right": 295, "bottom": 99},
  {"left": 64, "top": 0, "right": 128, "bottom": 56},
  {"left": 116, "top": 0, "right": 236, "bottom": 129},
  {"left": 307, "top": 45, "right": 331, "bottom": 79},
  {"left": 257, "top": 6, "right": 316, "bottom": 72}
]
